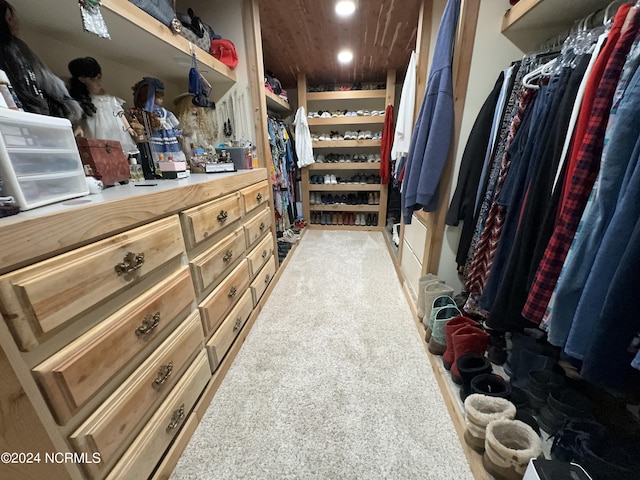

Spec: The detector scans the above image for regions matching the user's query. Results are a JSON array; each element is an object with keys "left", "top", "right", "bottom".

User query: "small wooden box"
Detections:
[{"left": 76, "top": 138, "right": 130, "bottom": 186}]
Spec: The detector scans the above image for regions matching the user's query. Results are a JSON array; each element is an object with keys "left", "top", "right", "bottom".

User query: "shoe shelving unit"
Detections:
[{"left": 298, "top": 71, "right": 395, "bottom": 230}]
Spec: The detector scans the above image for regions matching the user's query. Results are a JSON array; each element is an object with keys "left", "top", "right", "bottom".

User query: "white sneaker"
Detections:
[
  {"left": 330, "top": 174, "right": 337, "bottom": 185},
  {"left": 324, "top": 174, "right": 331, "bottom": 184},
  {"left": 392, "top": 223, "right": 400, "bottom": 246},
  {"left": 282, "top": 229, "right": 300, "bottom": 243}
]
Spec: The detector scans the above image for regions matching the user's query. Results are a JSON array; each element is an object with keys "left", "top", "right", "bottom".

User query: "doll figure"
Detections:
[
  {"left": 173, "top": 92, "right": 217, "bottom": 158},
  {"left": 68, "top": 57, "right": 138, "bottom": 155},
  {"left": 131, "top": 77, "right": 185, "bottom": 164},
  {"left": 0, "top": 1, "right": 82, "bottom": 122}
]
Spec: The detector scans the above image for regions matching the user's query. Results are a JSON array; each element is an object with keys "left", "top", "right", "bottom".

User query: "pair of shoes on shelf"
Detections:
[
  {"left": 366, "top": 192, "right": 380, "bottom": 205},
  {"left": 323, "top": 174, "right": 337, "bottom": 185}
]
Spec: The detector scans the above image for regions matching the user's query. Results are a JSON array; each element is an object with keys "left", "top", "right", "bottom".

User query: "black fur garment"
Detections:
[{"left": 0, "top": 37, "right": 82, "bottom": 123}]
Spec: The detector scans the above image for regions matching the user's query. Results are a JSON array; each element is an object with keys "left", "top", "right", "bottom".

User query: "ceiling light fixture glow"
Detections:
[
  {"left": 337, "top": 50, "right": 353, "bottom": 64},
  {"left": 335, "top": 1, "right": 356, "bottom": 16}
]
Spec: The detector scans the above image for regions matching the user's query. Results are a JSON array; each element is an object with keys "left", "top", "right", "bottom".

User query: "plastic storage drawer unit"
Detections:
[{"left": 0, "top": 109, "right": 89, "bottom": 210}]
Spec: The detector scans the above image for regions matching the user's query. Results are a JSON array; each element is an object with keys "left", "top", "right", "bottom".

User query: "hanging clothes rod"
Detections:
[{"left": 532, "top": 0, "right": 627, "bottom": 54}]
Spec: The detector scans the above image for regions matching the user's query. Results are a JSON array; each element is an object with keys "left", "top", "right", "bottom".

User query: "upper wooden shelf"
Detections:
[
  {"left": 307, "top": 163, "right": 382, "bottom": 171},
  {"left": 307, "top": 90, "right": 387, "bottom": 101},
  {"left": 308, "top": 117, "right": 385, "bottom": 126},
  {"left": 265, "top": 89, "right": 292, "bottom": 113},
  {"left": 313, "top": 140, "right": 381, "bottom": 148},
  {"left": 501, "top": 0, "right": 612, "bottom": 52},
  {"left": 16, "top": 0, "right": 237, "bottom": 100}
]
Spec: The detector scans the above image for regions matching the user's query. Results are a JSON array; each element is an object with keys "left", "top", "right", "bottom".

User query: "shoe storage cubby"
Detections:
[{"left": 298, "top": 71, "right": 395, "bottom": 231}]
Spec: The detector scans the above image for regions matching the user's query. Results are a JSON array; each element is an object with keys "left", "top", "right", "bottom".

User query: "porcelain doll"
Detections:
[
  {"left": 131, "top": 77, "right": 185, "bottom": 163},
  {"left": 68, "top": 56, "right": 138, "bottom": 155},
  {"left": 172, "top": 92, "right": 217, "bottom": 158}
]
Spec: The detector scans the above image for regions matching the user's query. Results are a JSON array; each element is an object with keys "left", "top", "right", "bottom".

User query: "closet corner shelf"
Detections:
[
  {"left": 307, "top": 90, "right": 387, "bottom": 101},
  {"left": 501, "top": 0, "right": 611, "bottom": 52},
  {"left": 265, "top": 90, "right": 291, "bottom": 112},
  {"left": 313, "top": 140, "right": 381, "bottom": 148},
  {"left": 307, "top": 163, "right": 381, "bottom": 171},
  {"left": 308, "top": 117, "right": 384, "bottom": 126},
  {"left": 18, "top": 0, "right": 236, "bottom": 99}
]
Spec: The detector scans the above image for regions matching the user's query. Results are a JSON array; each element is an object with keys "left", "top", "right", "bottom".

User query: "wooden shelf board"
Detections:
[
  {"left": 313, "top": 140, "right": 381, "bottom": 148},
  {"left": 307, "top": 90, "right": 387, "bottom": 101},
  {"left": 307, "top": 225, "right": 383, "bottom": 231},
  {"left": 308, "top": 117, "right": 385, "bottom": 126},
  {"left": 310, "top": 205, "right": 381, "bottom": 212},
  {"left": 307, "top": 162, "right": 381, "bottom": 171},
  {"left": 17, "top": 0, "right": 236, "bottom": 100},
  {"left": 308, "top": 184, "right": 382, "bottom": 191},
  {"left": 501, "top": 0, "right": 611, "bottom": 51},
  {"left": 265, "top": 90, "right": 292, "bottom": 112}
]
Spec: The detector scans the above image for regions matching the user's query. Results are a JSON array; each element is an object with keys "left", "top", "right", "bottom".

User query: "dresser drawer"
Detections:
[
  {"left": 69, "top": 311, "right": 203, "bottom": 477},
  {"left": 250, "top": 256, "right": 276, "bottom": 307},
  {"left": 247, "top": 234, "right": 275, "bottom": 279},
  {"left": 190, "top": 226, "right": 246, "bottom": 296},
  {"left": 33, "top": 267, "right": 196, "bottom": 425},
  {"left": 206, "top": 289, "right": 253, "bottom": 372},
  {"left": 243, "top": 207, "right": 272, "bottom": 249},
  {"left": 241, "top": 180, "right": 270, "bottom": 214},
  {"left": 106, "top": 349, "right": 210, "bottom": 480},
  {"left": 199, "top": 260, "right": 250, "bottom": 337},
  {"left": 0, "top": 215, "right": 185, "bottom": 351},
  {"left": 181, "top": 192, "right": 242, "bottom": 249}
]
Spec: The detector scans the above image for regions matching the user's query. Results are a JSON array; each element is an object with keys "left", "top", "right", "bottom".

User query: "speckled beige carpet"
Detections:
[{"left": 170, "top": 230, "right": 474, "bottom": 480}]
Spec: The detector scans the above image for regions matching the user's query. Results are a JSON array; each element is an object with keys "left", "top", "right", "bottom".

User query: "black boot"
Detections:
[
  {"left": 457, "top": 353, "right": 492, "bottom": 402},
  {"left": 470, "top": 373, "right": 512, "bottom": 399}
]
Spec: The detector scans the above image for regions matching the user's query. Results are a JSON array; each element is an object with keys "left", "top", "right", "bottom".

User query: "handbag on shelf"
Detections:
[
  {"left": 177, "top": 8, "right": 211, "bottom": 52},
  {"left": 211, "top": 39, "right": 239, "bottom": 69},
  {"left": 128, "top": 0, "right": 181, "bottom": 31}
]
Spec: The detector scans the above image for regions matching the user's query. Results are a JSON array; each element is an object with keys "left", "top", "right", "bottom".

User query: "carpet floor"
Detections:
[{"left": 170, "top": 230, "right": 474, "bottom": 480}]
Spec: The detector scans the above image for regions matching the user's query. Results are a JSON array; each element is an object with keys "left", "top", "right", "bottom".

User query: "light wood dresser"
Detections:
[{"left": 0, "top": 169, "right": 277, "bottom": 480}]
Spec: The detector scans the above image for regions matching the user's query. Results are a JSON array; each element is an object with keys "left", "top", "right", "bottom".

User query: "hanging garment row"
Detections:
[
  {"left": 267, "top": 116, "right": 298, "bottom": 232},
  {"left": 447, "top": 1, "right": 640, "bottom": 391}
]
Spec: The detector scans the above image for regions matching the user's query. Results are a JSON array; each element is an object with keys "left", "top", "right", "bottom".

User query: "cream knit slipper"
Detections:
[
  {"left": 483, "top": 419, "right": 542, "bottom": 480},
  {"left": 464, "top": 394, "right": 516, "bottom": 453}
]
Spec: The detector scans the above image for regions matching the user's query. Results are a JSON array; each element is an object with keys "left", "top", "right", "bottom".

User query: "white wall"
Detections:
[
  {"left": 435, "top": 0, "right": 523, "bottom": 292},
  {"left": 184, "top": 0, "right": 255, "bottom": 147}
]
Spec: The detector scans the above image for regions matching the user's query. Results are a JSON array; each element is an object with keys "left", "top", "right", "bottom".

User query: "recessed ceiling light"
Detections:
[
  {"left": 337, "top": 50, "right": 353, "bottom": 64},
  {"left": 335, "top": 1, "right": 356, "bottom": 16}
]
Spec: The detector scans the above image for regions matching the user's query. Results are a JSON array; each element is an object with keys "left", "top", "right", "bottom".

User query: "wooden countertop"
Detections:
[{"left": 0, "top": 169, "right": 268, "bottom": 274}]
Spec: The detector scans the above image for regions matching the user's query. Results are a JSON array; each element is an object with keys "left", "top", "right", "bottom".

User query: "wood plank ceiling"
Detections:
[{"left": 258, "top": 0, "right": 423, "bottom": 88}]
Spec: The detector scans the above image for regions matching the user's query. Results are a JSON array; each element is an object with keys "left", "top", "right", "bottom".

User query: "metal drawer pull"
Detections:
[
  {"left": 259, "top": 222, "right": 266, "bottom": 231},
  {"left": 135, "top": 312, "right": 160, "bottom": 337},
  {"left": 152, "top": 361, "right": 173, "bottom": 389},
  {"left": 256, "top": 192, "right": 263, "bottom": 201},
  {"left": 166, "top": 403, "right": 185, "bottom": 433},
  {"left": 217, "top": 210, "right": 228, "bottom": 222},
  {"left": 261, "top": 250, "right": 267, "bottom": 258},
  {"left": 115, "top": 252, "right": 145, "bottom": 276},
  {"left": 228, "top": 286, "right": 237, "bottom": 298},
  {"left": 223, "top": 250, "right": 233, "bottom": 262},
  {"left": 233, "top": 317, "right": 242, "bottom": 332},
  {"left": 265, "top": 274, "right": 271, "bottom": 284}
]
